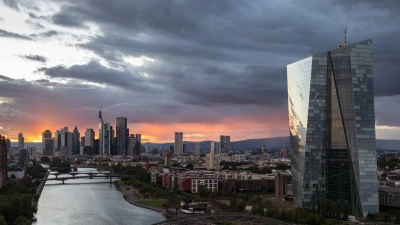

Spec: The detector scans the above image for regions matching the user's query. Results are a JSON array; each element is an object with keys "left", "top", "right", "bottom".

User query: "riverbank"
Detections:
[
  {"left": 32, "top": 171, "right": 50, "bottom": 207},
  {"left": 118, "top": 184, "right": 168, "bottom": 214}
]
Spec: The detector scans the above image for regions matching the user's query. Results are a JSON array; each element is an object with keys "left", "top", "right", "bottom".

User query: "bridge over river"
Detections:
[{"left": 38, "top": 171, "right": 123, "bottom": 184}]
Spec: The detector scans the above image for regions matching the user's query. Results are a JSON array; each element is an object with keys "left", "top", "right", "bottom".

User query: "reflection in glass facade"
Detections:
[{"left": 287, "top": 39, "right": 378, "bottom": 216}]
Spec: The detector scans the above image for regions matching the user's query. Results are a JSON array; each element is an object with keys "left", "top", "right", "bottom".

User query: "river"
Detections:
[{"left": 33, "top": 168, "right": 166, "bottom": 225}]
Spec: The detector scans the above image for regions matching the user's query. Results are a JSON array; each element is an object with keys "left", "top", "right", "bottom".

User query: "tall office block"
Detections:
[
  {"left": 174, "top": 132, "right": 183, "bottom": 155},
  {"left": 54, "top": 130, "right": 61, "bottom": 152},
  {"left": 99, "top": 110, "right": 113, "bottom": 156},
  {"left": 116, "top": 117, "right": 128, "bottom": 155},
  {"left": 220, "top": 135, "right": 230, "bottom": 153},
  {"left": 5, "top": 139, "right": 10, "bottom": 151},
  {"left": 72, "top": 126, "right": 80, "bottom": 155},
  {"left": 127, "top": 134, "right": 141, "bottom": 157},
  {"left": 84, "top": 128, "right": 95, "bottom": 155},
  {"left": 194, "top": 142, "right": 200, "bottom": 156},
  {"left": 134, "top": 134, "right": 141, "bottom": 156},
  {"left": 18, "top": 132, "right": 24, "bottom": 150},
  {"left": 287, "top": 39, "right": 378, "bottom": 216},
  {"left": 0, "top": 135, "right": 7, "bottom": 188},
  {"left": 42, "top": 130, "right": 52, "bottom": 150},
  {"left": 44, "top": 138, "right": 54, "bottom": 156}
]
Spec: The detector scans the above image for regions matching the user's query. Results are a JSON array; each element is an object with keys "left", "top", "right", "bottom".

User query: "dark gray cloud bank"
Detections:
[{"left": 1, "top": 0, "right": 400, "bottom": 139}]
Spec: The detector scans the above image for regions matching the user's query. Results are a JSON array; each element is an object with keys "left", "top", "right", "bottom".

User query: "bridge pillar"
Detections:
[
  {"left": 62, "top": 180, "right": 65, "bottom": 184},
  {"left": 55, "top": 174, "right": 59, "bottom": 178}
]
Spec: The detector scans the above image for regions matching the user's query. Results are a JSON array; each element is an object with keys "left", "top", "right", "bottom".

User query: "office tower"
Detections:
[
  {"left": 116, "top": 117, "right": 128, "bottom": 155},
  {"left": 194, "top": 142, "right": 200, "bottom": 156},
  {"left": 220, "top": 135, "right": 230, "bottom": 153},
  {"left": 42, "top": 130, "right": 53, "bottom": 156},
  {"left": 287, "top": 39, "right": 378, "bottom": 216},
  {"left": 84, "top": 128, "right": 95, "bottom": 155},
  {"left": 127, "top": 134, "right": 135, "bottom": 156},
  {"left": 127, "top": 134, "right": 141, "bottom": 157},
  {"left": 80, "top": 136, "right": 85, "bottom": 155},
  {"left": 99, "top": 110, "right": 113, "bottom": 156},
  {"left": 164, "top": 151, "right": 172, "bottom": 167},
  {"left": 44, "top": 138, "right": 54, "bottom": 156},
  {"left": 174, "top": 132, "right": 183, "bottom": 155},
  {"left": 19, "top": 149, "right": 27, "bottom": 161},
  {"left": 5, "top": 139, "right": 10, "bottom": 150},
  {"left": 134, "top": 134, "right": 141, "bottom": 156},
  {"left": 54, "top": 130, "right": 61, "bottom": 152},
  {"left": 101, "top": 123, "right": 113, "bottom": 156},
  {"left": 212, "top": 142, "right": 220, "bottom": 154},
  {"left": 59, "top": 127, "right": 72, "bottom": 156},
  {"left": 72, "top": 126, "right": 80, "bottom": 155},
  {"left": 18, "top": 132, "right": 24, "bottom": 150},
  {"left": 0, "top": 135, "right": 7, "bottom": 188},
  {"left": 42, "top": 130, "right": 52, "bottom": 150}
]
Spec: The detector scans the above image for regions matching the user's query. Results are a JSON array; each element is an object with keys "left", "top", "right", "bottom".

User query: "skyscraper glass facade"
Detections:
[{"left": 287, "top": 39, "right": 378, "bottom": 216}]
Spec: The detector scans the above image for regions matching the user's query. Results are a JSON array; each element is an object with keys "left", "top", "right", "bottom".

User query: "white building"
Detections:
[{"left": 191, "top": 177, "right": 219, "bottom": 193}]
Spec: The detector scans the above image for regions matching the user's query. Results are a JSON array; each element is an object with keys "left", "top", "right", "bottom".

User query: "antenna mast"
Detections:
[{"left": 344, "top": 23, "right": 347, "bottom": 46}]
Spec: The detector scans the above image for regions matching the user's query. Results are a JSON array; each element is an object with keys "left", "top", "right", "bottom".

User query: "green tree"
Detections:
[
  {"left": 0, "top": 215, "right": 6, "bottom": 225},
  {"left": 12, "top": 216, "right": 31, "bottom": 225},
  {"left": 383, "top": 214, "right": 392, "bottom": 223},
  {"left": 185, "top": 164, "right": 194, "bottom": 170},
  {"left": 40, "top": 156, "right": 51, "bottom": 163}
]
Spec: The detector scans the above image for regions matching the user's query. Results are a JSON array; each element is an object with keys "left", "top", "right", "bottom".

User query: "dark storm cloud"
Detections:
[
  {"left": 52, "top": 11, "right": 86, "bottom": 27},
  {"left": 44, "top": 61, "right": 161, "bottom": 92},
  {"left": 0, "top": 29, "right": 31, "bottom": 40},
  {"left": 39, "top": 30, "right": 59, "bottom": 37},
  {"left": 46, "top": 0, "right": 400, "bottom": 106},
  {"left": 21, "top": 54, "right": 47, "bottom": 62},
  {"left": 2, "top": 0, "right": 19, "bottom": 11}
]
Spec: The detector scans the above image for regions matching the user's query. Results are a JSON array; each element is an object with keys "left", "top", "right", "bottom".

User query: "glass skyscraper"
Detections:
[{"left": 287, "top": 39, "right": 378, "bottom": 216}]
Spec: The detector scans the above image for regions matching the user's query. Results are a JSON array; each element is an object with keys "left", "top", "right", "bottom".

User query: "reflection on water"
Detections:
[{"left": 33, "top": 168, "right": 165, "bottom": 225}]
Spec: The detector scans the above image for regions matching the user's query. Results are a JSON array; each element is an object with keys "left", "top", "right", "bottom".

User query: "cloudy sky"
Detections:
[{"left": 0, "top": 0, "right": 399, "bottom": 143}]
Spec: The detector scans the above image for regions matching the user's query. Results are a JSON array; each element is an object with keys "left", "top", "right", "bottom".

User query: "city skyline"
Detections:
[{"left": 1, "top": 1, "right": 400, "bottom": 143}]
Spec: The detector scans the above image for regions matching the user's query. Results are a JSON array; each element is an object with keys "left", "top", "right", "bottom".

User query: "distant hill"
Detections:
[
  {"left": 144, "top": 136, "right": 290, "bottom": 152},
  {"left": 376, "top": 139, "right": 400, "bottom": 151}
]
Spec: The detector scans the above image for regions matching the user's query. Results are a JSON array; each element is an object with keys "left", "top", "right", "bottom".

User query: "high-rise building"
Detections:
[
  {"left": 59, "top": 127, "right": 72, "bottom": 156},
  {"left": 98, "top": 110, "right": 113, "bottom": 156},
  {"left": 194, "top": 142, "right": 200, "bottom": 156},
  {"left": 42, "top": 130, "right": 52, "bottom": 150},
  {"left": 134, "top": 134, "right": 141, "bottom": 156},
  {"left": 174, "top": 132, "right": 183, "bottom": 155},
  {"left": 116, "top": 117, "right": 128, "bottom": 155},
  {"left": 5, "top": 139, "right": 10, "bottom": 151},
  {"left": 211, "top": 142, "right": 220, "bottom": 154},
  {"left": 287, "top": 39, "right": 378, "bottom": 216},
  {"left": 42, "top": 130, "right": 53, "bottom": 156},
  {"left": 220, "top": 135, "right": 230, "bottom": 153},
  {"left": 72, "top": 126, "right": 80, "bottom": 155},
  {"left": 0, "top": 135, "right": 7, "bottom": 188},
  {"left": 18, "top": 132, "right": 24, "bottom": 150},
  {"left": 54, "top": 130, "right": 61, "bottom": 152},
  {"left": 44, "top": 138, "right": 54, "bottom": 156},
  {"left": 84, "top": 128, "right": 95, "bottom": 155}
]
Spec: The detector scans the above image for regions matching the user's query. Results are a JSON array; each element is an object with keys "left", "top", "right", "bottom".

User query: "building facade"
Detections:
[
  {"left": 18, "top": 132, "right": 24, "bottom": 150},
  {"left": 174, "top": 132, "right": 183, "bottom": 155},
  {"left": 72, "top": 126, "right": 80, "bottom": 155},
  {"left": 220, "top": 135, "right": 230, "bottom": 153},
  {"left": 116, "top": 117, "right": 128, "bottom": 155},
  {"left": 0, "top": 135, "right": 7, "bottom": 188},
  {"left": 287, "top": 39, "right": 378, "bottom": 216},
  {"left": 194, "top": 142, "right": 200, "bottom": 156}
]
